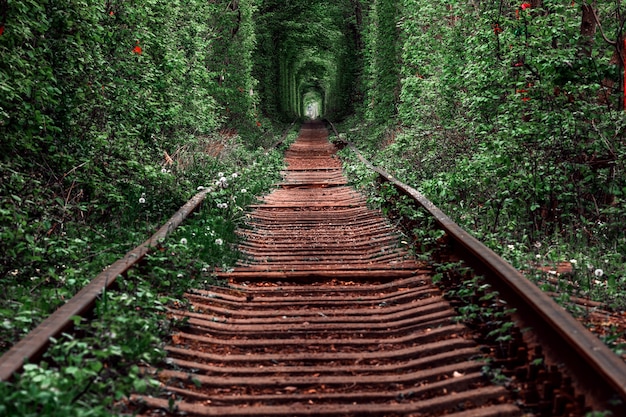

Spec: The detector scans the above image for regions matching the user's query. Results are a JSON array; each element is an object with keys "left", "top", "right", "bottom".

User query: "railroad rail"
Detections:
[{"left": 1, "top": 121, "right": 626, "bottom": 416}]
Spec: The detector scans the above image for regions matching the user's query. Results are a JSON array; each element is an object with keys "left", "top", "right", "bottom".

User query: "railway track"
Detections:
[
  {"left": 130, "top": 121, "right": 626, "bottom": 416},
  {"left": 2, "top": 121, "right": 626, "bottom": 416},
  {"left": 131, "top": 122, "right": 519, "bottom": 416}
]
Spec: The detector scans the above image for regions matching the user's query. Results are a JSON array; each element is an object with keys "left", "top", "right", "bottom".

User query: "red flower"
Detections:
[
  {"left": 133, "top": 42, "right": 142, "bottom": 54},
  {"left": 493, "top": 24, "right": 503, "bottom": 35},
  {"left": 0, "top": 26, "right": 4, "bottom": 36},
  {"left": 521, "top": 3, "right": 531, "bottom": 10},
  {"left": 256, "top": 121, "right": 261, "bottom": 127},
  {"left": 516, "top": 89, "right": 530, "bottom": 102}
]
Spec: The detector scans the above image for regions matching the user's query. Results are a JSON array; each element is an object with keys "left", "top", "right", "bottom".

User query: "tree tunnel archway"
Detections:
[{"left": 254, "top": 0, "right": 361, "bottom": 122}]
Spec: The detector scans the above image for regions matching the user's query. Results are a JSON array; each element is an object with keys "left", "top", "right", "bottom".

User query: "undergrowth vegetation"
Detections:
[{"left": 0, "top": 132, "right": 292, "bottom": 416}]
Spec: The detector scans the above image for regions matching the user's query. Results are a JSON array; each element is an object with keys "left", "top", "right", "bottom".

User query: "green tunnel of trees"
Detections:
[
  {"left": 1, "top": 2, "right": 626, "bottom": 412},
  {"left": 2, "top": 0, "right": 626, "bottom": 274}
]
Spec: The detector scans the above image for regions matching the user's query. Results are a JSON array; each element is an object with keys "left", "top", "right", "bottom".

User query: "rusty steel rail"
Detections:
[
  {"left": 0, "top": 188, "right": 211, "bottom": 382},
  {"left": 327, "top": 120, "right": 626, "bottom": 413}
]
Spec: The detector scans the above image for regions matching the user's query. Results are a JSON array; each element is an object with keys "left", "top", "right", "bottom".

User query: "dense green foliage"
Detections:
[
  {"left": 349, "top": 0, "right": 626, "bottom": 295},
  {"left": 361, "top": 0, "right": 400, "bottom": 127},
  {"left": 0, "top": 0, "right": 269, "bottom": 340}
]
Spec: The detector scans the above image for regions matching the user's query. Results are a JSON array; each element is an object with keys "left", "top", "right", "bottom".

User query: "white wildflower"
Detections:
[
  {"left": 216, "top": 176, "right": 229, "bottom": 188},
  {"left": 507, "top": 244, "right": 515, "bottom": 250},
  {"left": 177, "top": 273, "right": 184, "bottom": 278},
  {"left": 138, "top": 197, "right": 146, "bottom": 204},
  {"left": 180, "top": 238, "right": 188, "bottom": 245},
  {"left": 533, "top": 242, "right": 542, "bottom": 249},
  {"left": 197, "top": 186, "right": 205, "bottom": 191},
  {"left": 231, "top": 172, "right": 238, "bottom": 179},
  {"left": 535, "top": 254, "right": 541, "bottom": 259},
  {"left": 594, "top": 269, "right": 604, "bottom": 278},
  {"left": 240, "top": 188, "right": 247, "bottom": 193},
  {"left": 215, "top": 238, "right": 223, "bottom": 246},
  {"left": 161, "top": 168, "right": 168, "bottom": 173},
  {"left": 217, "top": 172, "right": 224, "bottom": 177},
  {"left": 569, "top": 259, "right": 577, "bottom": 265}
]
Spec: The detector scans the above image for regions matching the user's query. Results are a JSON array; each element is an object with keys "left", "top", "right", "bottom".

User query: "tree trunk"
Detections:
[{"left": 580, "top": 2, "right": 597, "bottom": 57}]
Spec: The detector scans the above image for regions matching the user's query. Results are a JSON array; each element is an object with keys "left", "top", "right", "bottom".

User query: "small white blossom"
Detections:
[
  {"left": 569, "top": 259, "right": 577, "bottom": 265},
  {"left": 177, "top": 273, "right": 184, "bottom": 278},
  {"left": 215, "top": 238, "right": 223, "bottom": 246},
  {"left": 138, "top": 197, "right": 146, "bottom": 204},
  {"left": 507, "top": 244, "right": 515, "bottom": 250},
  {"left": 594, "top": 269, "right": 604, "bottom": 278},
  {"left": 201, "top": 267, "right": 208, "bottom": 273},
  {"left": 231, "top": 172, "right": 238, "bottom": 179},
  {"left": 533, "top": 242, "right": 542, "bottom": 249},
  {"left": 216, "top": 176, "right": 229, "bottom": 189},
  {"left": 161, "top": 168, "right": 168, "bottom": 173},
  {"left": 240, "top": 188, "right": 247, "bottom": 193},
  {"left": 197, "top": 186, "right": 205, "bottom": 191},
  {"left": 535, "top": 254, "right": 541, "bottom": 259},
  {"left": 180, "top": 238, "right": 188, "bottom": 245},
  {"left": 217, "top": 172, "right": 224, "bottom": 177}
]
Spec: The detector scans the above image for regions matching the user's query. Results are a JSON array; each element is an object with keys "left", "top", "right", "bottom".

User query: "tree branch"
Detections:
[{"left": 591, "top": 7, "right": 617, "bottom": 46}]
